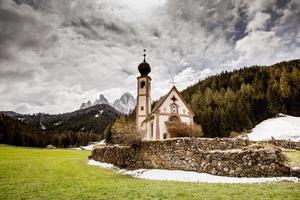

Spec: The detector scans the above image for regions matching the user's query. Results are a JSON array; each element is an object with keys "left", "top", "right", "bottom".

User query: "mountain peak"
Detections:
[
  {"left": 114, "top": 93, "right": 135, "bottom": 114},
  {"left": 80, "top": 92, "right": 135, "bottom": 114},
  {"left": 99, "top": 94, "right": 109, "bottom": 104}
]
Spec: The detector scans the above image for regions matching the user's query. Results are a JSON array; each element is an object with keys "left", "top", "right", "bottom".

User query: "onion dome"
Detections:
[{"left": 138, "top": 49, "right": 151, "bottom": 76}]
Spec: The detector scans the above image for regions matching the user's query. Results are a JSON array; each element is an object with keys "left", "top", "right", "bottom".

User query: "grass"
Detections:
[
  {"left": 0, "top": 146, "right": 299, "bottom": 200},
  {"left": 283, "top": 149, "right": 300, "bottom": 167}
]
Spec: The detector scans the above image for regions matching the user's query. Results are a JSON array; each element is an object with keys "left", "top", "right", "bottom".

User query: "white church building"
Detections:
[{"left": 136, "top": 51, "right": 194, "bottom": 140}]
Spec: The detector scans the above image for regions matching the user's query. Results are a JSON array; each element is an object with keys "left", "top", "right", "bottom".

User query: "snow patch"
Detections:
[
  {"left": 95, "top": 114, "right": 99, "bottom": 118},
  {"left": 53, "top": 121, "right": 61, "bottom": 126},
  {"left": 40, "top": 122, "right": 46, "bottom": 130},
  {"left": 248, "top": 114, "right": 300, "bottom": 142},
  {"left": 87, "top": 159, "right": 115, "bottom": 169},
  {"left": 18, "top": 117, "right": 25, "bottom": 122},
  {"left": 71, "top": 140, "right": 106, "bottom": 151},
  {"left": 87, "top": 160, "right": 299, "bottom": 183}
]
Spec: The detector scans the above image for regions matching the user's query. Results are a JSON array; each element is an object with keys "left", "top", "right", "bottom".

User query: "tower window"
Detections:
[
  {"left": 141, "top": 106, "right": 144, "bottom": 111},
  {"left": 140, "top": 81, "right": 146, "bottom": 88}
]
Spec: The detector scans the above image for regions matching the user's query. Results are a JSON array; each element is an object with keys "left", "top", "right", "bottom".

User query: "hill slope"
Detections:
[
  {"left": 248, "top": 114, "right": 300, "bottom": 142},
  {"left": 0, "top": 104, "right": 121, "bottom": 147},
  {"left": 181, "top": 59, "right": 300, "bottom": 137}
]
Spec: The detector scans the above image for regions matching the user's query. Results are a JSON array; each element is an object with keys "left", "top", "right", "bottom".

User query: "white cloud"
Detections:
[{"left": 247, "top": 12, "right": 271, "bottom": 32}]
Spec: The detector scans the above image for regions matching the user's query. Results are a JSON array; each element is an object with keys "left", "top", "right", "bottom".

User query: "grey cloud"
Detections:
[
  {"left": 0, "top": 0, "right": 299, "bottom": 114},
  {"left": 0, "top": 1, "right": 52, "bottom": 60},
  {"left": 13, "top": 0, "right": 53, "bottom": 12},
  {"left": 0, "top": 68, "right": 35, "bottom": 82}
]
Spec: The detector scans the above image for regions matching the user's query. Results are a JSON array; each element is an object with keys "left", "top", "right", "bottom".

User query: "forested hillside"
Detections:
[
  {"left": 181, "top": 59, "right": 300, "bottom": 138},
  {"left": 0, "top": 104, "right": 121, "bottom": 147}
]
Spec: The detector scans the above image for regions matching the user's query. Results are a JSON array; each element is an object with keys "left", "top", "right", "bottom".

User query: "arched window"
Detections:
[
  {"left": 140, "top": 81, "right": 146, "bottom": 88},
  {"left": 170, "top": 103, "right": 178, "bottom": 114},
  {"left": 163, "top": 132, "right": 167, "bottom": 139}
]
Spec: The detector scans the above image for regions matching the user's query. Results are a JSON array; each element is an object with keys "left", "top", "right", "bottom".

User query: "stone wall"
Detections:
[
  {"left": 266, "top": 140, "right": 300, "bottom": 151},
  {"left": 90, "top": 138, "right": 292, "bottom": 177}
]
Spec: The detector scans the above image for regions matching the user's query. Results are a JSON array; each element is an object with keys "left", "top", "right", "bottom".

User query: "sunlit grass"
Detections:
[{"left": 0, "top": 145, "right": 299, "bottom": 200}]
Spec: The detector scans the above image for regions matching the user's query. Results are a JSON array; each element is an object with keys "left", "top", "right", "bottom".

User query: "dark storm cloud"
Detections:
[
  {"left": 63, "top": 18, "right": 104, "bottom": 41},
  {"left": 121, "top": 68, "right": 134, "bottom": 76},
  {"left": 0, "top": 0, "right": 299, "bottom": 114},
  {"left": 13, "top": 0, "right": 53, "bottom": 11},
  {"left": 165, "top": 0, "right": 298, "bottom": 42},
  {"left": 62, "top": 17, "right": 135, "bottom": 41},
  {"left": 0, "top": 0, "right": 51, "bottom": 60}
]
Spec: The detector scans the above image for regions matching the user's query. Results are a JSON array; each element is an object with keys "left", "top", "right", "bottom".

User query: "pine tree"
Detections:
[{"left": 280, "top": 69, "right": 292, "bottom": 98}]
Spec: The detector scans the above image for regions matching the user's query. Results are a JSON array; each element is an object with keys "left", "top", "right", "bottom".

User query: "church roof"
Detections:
[{"left": 143, "top": 86, "right": 194, "bottom": 123}]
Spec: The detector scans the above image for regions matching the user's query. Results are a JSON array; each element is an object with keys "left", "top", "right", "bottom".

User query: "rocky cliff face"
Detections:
[
  {"left": 80, "top": 92, "right": 135, "bottom": 114},
  {"left": 93, "top": 94, "right": 109, "bottom": 106},
  {"left": 113, "top": 93, "right": 135, "bottom": 114}
]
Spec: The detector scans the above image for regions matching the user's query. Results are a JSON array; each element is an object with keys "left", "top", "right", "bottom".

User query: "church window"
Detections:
[
  {"left": 170, "top": 103, "right": 178, "bottom": 113},
  {"left": 150, "top": 123, "right": 154, "bottom": 138},
  {"left": 163, "top": 133, "right": 167, "bottom": 139},
  {"left": 141, "top": 106, "right": 144, "bottom": 111},
  {"left": 140, "top": 81, "right": 146, "bottom": 88}
]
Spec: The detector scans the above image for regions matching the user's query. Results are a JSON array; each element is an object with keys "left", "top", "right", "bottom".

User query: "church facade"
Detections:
[{"left": 136, "top": 53, "right": 194, "bottom": 140}]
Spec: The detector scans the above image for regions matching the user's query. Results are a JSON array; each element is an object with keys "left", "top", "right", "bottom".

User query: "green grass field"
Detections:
[{"left": 0, "top": 146, "right": 300, "bottom": 200}]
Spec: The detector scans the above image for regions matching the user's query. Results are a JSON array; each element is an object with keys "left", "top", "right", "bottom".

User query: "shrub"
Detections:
[
  {"left": 166, "top": 121, "right": 203, "bottom": 138},
  {"left": 109, "top": 116, "right": 141, "bottom": 145}
]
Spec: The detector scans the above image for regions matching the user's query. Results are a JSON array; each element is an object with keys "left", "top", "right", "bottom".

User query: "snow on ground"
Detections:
[
  {"left": 40, "top": 122, "right": 46, "bottom": 130},
  {"left": 87, "top": 159, "right": 115, "bottom": 169},
  {"left": 71, "top": 140, "right": 106, "bottom": 151},
  {"left": 248, "top": 114, "right": 300, "bottom": 142},
  {"left": 87, "top": 159, "right": 299, "bottom": 183}
]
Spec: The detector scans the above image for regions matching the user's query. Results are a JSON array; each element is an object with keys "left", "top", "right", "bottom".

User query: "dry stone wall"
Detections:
[
  {"left": 90, "top": 138, "right": 292, "bottom": 177},
  {"left": 266, "top": 140, "right": 300, "bottom": 151}
]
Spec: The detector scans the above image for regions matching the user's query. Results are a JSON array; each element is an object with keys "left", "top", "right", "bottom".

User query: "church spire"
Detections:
[{"left": 138, "top": 49, "right": 151, "bottom": 76}]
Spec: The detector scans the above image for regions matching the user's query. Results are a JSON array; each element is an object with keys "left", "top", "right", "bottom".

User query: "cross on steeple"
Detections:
[
  {"left": 143, "top": 49, "right": 146, "bottom": 62},
  {"left": 169, "top": 78, "right": 177, "bottom": 86}
]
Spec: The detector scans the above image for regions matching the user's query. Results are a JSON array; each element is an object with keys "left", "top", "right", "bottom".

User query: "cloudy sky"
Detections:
[{"left": 0, "top": 0, "right": 299, "bottom": 114}]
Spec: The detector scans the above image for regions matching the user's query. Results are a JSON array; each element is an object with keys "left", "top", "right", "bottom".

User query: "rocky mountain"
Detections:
[
  {"left": 80, "top": 103, "right": 87, "bottom": 109},
  {"left": 80, "top": 92, "right": 135, "bottom": 114},
  {"left": 113, "top": 93, "right": 136, "bottom": 114},
  {"left": 94, "top": 94, "right": 109, "bottom": 105}
]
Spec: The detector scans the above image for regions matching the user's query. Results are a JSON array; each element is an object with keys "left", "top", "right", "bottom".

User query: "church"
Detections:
[{"left": 136, "top": 51, "right": 194, "bottom": 140}]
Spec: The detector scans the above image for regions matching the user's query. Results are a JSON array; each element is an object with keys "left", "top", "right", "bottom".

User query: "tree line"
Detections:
[
  {"left": 0, "top": 114, "right": 102, "bottom": 147},
  {"left": 181, "top": 59, "right": 300, "bottom": 137},
  {"left": 0, "top": 104, "right": 121, "bottom": 147}
]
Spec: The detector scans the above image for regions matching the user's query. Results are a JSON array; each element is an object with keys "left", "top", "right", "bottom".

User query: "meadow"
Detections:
[{"left": 0, "top": 145, "right": 299, "bottom": 200}]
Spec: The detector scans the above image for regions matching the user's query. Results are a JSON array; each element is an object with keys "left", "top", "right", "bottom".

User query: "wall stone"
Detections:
[{"left": 90, "top": 138, "right": 293, "bottom": 177}]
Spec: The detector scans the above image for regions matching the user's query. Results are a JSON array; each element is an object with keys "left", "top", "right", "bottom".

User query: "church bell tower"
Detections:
[{"left": 136, "top": 49, "right": 151, "bottom": 131}]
